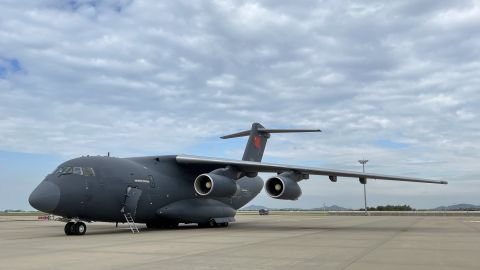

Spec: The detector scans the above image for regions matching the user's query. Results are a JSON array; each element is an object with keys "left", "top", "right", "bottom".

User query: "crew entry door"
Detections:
[{"left": 121, "top": 186, "right": 143, "bottom": 218}]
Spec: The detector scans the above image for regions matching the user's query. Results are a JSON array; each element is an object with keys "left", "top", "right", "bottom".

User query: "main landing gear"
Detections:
[
  {"left": 64, "top": 221, "right": 87, "bottom": 235},
  {"left": 145, "top": 222, "right": 179, "bottom": 229},
  {"left": 198, "top": 219, "right": 229, "bottom": 228}
]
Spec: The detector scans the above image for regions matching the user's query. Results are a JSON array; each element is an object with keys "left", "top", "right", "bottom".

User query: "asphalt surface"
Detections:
[{"left": 1, "top": 215, "right": 479, "bottom": 270}]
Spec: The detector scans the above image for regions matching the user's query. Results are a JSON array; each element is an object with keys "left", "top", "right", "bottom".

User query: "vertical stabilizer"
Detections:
[{"left": 241, "top": 123, "right": 269, "bottom": 162}]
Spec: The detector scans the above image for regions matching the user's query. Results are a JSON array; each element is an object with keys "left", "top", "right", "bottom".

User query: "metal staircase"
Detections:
[{"left": 123, "top": 212, "right": 139, "bottom": 234}]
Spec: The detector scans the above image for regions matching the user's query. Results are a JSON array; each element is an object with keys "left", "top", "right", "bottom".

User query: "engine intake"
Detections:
[
  {"left": 194, "top": 173, "right": 238, "bottom": 197},
  {"left": 265, "top": 172, "right": 302, "bottom": 200}
]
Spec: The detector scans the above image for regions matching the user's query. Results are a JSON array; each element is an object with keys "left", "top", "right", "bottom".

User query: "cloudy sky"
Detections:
[{"left": 1, "top": 0, "right": 479, "bottom": 210}]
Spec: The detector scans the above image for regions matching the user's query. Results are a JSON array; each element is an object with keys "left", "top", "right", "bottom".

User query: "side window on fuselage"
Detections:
[{"left": 148, "top": 175, "right": 155, "bottom": 188}]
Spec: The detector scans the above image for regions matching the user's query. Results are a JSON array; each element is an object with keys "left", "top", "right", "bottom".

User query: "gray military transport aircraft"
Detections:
[{"left": 29, "top": 123, "right": 447, "bottom": 235}]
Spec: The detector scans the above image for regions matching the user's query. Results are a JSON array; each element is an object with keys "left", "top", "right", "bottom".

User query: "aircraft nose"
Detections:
[{"left": 29, "top": 181, "right": 60, "bottom": 213}]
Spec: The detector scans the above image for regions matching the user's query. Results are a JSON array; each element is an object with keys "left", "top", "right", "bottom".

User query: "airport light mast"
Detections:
[{"left": 358, "top": 159, "right": 369, "bottom": 216}]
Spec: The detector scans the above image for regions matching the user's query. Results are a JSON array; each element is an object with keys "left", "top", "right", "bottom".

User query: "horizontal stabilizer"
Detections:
[
  {"left": 221, "top": 127, "right": 321, "bottom": 139},
  {"left": 259, "top": 128, "right": 321, "bottom": 134},
  {"left": 220, "top": 130, "right": 251, "bottom": 139}
]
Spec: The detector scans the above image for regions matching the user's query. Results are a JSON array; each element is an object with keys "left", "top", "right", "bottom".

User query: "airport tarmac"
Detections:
[{"left": 1, "top": 215, "right": 480, "bottom": 270}]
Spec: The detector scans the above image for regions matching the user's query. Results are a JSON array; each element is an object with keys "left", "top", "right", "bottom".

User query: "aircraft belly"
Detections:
[
  {"left": 231, "top": 176, "right": 264, "bottom": 209},
  {"left": 156, "top": 199, "right": 236, "bottom": 223}
]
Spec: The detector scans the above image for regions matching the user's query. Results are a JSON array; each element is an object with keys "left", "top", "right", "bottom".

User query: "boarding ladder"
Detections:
[{"left": 123, "top": 213, "right": 139, "bottom": 234}]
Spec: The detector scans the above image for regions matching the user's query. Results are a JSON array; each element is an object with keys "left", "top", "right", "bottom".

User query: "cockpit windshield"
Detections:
[
  {"left": 53, "top": 166, "right": 95, "bottom": 176},
  {"left": 64, "top": 167, "right": 74, "bottom": 174},
  {"left": 83, "top": 167, "right": 95, "bottom": 176},
  {"left": 73, "top": 167, "right": 83, "bottom": 175}
]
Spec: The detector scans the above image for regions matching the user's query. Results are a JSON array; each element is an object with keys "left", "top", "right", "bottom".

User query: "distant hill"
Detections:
[
  {"left": 432, "top": 204, "right": 480, "bottom": 211},
  {"left": 311, "top": 205, "right": 351, "bottom": 211},
  {"left": 242, "top": 204, "right": 480, "bottom": 212},
  {"left": 241, "top": 205, "right": 351, "bottom": 211},
  {"left": 241, "top": 205, "right": 269, "bottom": 211}
]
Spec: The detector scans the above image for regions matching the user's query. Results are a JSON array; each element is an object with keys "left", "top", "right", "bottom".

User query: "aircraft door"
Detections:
[
  {"left": 84, "top": 173, "right": 94, "bottom": 204},
  {"left": 121, "top": 186, "right": 143, "bottom": 218},
  {"left": 78, "top": 167, "right": 94, "bottom": 217}
]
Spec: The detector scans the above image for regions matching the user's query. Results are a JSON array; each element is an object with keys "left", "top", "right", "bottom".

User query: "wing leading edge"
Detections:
[{"left": 176, "top": 155, "right": 447, "bottom": 185}]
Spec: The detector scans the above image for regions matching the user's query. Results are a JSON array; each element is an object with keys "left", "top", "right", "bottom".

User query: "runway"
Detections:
[{"left": 1, "top": 215, "right": 480, "bottom": 269}]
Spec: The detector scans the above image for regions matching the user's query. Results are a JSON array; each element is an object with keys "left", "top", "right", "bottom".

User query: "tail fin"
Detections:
[{"left": 221, "top": 123, "right": 321, "bottom": 162}]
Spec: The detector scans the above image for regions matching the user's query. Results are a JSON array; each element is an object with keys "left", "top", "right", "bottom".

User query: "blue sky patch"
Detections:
[
  {"left": 0, "top": 151, "right": 64, "bottom": 210},
  {"left": 0, "top": 66, "right": 6, "bottom": 78},
  {"left": 65, "top": 0, "right": 128, "bottom": 13},
  {"left": 0, "top": 58, "right": 22, "bottom": 78},
  {"left": 9, "top": 59, "right": 21, "bottom": 72},
  {"left": 67, "top": 0, "right": 97, "bottom": 11}
]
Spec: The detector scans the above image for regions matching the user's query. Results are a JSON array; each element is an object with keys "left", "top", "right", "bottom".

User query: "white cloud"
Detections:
[
  {"left": 206, "top": 74, "right": 236, "bottom": 89},
  {"left": 1, "top": 0, "right": 479, "bottom": 208}
]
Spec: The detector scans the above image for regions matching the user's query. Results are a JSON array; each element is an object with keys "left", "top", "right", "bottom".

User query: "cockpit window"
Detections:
[
  {"left": 55, "top": 166, "right": 95, "bottom": 177},
  {"left": 83, "top": 167, "right": 95, "bottom": 176},
  {"left": 73, "top": 167, "right": 83, "bottom": 175},
  {"left": 62, "top": 167, "right": 73, "bottom": 175}
]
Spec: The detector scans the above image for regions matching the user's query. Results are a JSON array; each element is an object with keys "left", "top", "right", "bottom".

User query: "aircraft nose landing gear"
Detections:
[{"left": 64, "top": 221, "right": 87, "bottom": 235}]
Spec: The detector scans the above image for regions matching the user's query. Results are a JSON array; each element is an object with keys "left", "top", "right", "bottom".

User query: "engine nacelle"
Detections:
[
  {"left": 265, "top": 172, "right": 302, "bottom": 200},
  {"left": 194, "top": 173, "right": 238, "bottom": 197}
]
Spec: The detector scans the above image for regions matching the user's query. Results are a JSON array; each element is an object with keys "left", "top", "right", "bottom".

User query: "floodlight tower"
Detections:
[{"left": 358, "top": 159, "right": 369, "bottom": 216}]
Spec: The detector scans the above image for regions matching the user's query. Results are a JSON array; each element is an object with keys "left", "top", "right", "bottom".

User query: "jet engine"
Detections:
[
  {"left": 194, "top": 173, "right": 238, "bottom": 197},
  {"left": 265, "top": 172, "right": 303, "bottom": 200}
]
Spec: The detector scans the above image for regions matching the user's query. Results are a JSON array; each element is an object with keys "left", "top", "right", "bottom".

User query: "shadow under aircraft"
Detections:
[{"left": 29, "top": 123, "right": 447, "bottom": 235}]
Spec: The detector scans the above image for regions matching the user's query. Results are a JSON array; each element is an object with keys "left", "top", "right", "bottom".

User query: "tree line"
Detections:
[{"left": 360, "top": 205, "right": 414, "bottom": 211}]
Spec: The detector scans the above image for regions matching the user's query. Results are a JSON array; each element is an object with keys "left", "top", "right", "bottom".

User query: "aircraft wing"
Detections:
[{"left": 176, "top": 155, "right": 447, "bottom": 184}]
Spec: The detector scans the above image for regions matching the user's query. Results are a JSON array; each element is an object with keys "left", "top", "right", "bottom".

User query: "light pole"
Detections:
[{"left": 358, "top": 159, "right": 369, "bottom": 216}]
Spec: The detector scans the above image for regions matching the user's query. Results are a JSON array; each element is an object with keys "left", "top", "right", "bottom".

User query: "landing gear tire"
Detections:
[
  {"left": 73, "top": 222, "right": 87, "bottom": 235},
  {"left": 208, "top": 219, "right": 217, "bottom": 228},
  {"left": 220, "top": 222, "right": 229, "bottom": 227},
  {"left": 198, "top": 219, "right": 218, "bottom": 228},
  {"left": 167, "top": 223, "right": 179, "bottom": 229},
  {"left": 64, "top": 222, "right": 75, "bottom": 235}
]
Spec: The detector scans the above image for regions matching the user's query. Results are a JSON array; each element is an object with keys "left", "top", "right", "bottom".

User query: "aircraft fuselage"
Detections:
[{"left": 29, "top": 155, "right": 263, "bottom": 226}]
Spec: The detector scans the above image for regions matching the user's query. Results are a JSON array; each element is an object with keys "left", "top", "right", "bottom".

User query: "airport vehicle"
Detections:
[
  {"left": 28, "top": 123, "right": 447, "bottom": 235},
  {"left": 259, "top": 209, "right": 269, "bottom": 215}
]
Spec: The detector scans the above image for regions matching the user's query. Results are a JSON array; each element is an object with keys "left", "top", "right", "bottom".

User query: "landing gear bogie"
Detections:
[
  {"left": 198, "top": 220, "right": 229, "bottom": 228},
  {"left": 64, "top": 221, "right": 87, "bottom": 236},
  {"left": 208, "top": 219, "right": 216, "bottom": 228},
  {"left": 146, "top": 222, "right": 179, "bottom": 230}
]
